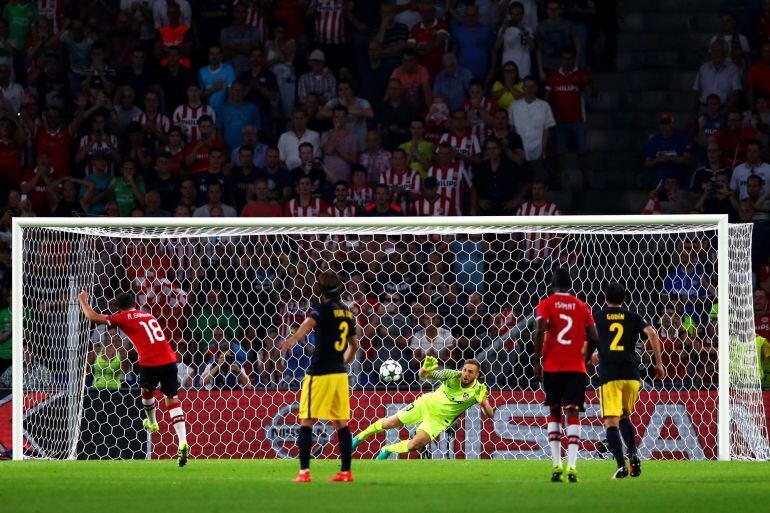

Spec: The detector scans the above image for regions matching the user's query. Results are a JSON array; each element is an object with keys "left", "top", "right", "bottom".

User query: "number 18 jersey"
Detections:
[
  {"left": 107, "top": 310, "right": 177, "bottom": 367},
  {"left": 535, "top": 292, "right": 594, "bottom": 373}
]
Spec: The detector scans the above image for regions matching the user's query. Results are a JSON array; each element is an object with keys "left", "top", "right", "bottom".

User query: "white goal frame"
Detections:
[{"left": 11, "top": 214, "right": 735, "bottom": 461}]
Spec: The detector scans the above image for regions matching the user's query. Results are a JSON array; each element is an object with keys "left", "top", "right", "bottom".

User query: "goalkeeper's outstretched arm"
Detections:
[
  {"left": 78, "top": 291, "right": 108, "bottom": 324},
  {"left": 418, "top": 356, "right": 460, "bottom": 380}
]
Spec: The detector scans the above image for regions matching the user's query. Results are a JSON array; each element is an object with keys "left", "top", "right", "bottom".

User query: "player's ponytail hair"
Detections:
[{"left": 315, "top": 270, "right": 343, "bottom": 299}]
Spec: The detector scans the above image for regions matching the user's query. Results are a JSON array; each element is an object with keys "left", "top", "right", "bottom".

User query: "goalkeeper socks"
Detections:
[
  {"left": 385, "top": 440, "right": 410, "bottom": 454},
  {"left": 547, "top": 416, "right": 562, "bottom": 466},
  {"left": 619, "top": 417, "right": 637, "bottom": 456},
  {"left": 169, "top": 406, "right": 187, "bottom": 445},
  {"left": 142, "top": 398, "right": 157, "bottom": 424},
  {"left": 337, "top": 426, "right": 352, "bottom": 472},
  {"left": 606, "top": 426, "right": 626, "bottom": 468},
  {"left": 358, "top": 419, "right": 385, "bottom": 441},
  {"left": 565, "top": 415, "right": 581, "bottom": 469},
  {"left": 298, "top": 426, "right": 313, "bottom": 470}
]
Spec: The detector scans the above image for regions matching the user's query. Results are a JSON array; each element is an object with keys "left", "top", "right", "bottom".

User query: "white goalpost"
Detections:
[{"left": 11, "top": 215, "right": 770, "bottom": 462}]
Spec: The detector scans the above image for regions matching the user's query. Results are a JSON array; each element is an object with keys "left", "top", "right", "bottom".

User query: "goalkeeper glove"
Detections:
[
  {"left": 422, "top": 356, "right": 438, "bottom": 374},
  {"left": 475, "top": 384, "right": 488, "bottom": 404}
]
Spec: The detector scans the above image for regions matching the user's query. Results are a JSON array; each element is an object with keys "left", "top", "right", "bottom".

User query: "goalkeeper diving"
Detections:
[{"left": 353, "top": 357, "right": 494, "bottom": 459}]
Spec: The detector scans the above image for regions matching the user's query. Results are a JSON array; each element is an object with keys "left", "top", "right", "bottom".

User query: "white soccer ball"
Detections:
[{"left": 379, "top": 359, "right": 403, "bottom": 383}]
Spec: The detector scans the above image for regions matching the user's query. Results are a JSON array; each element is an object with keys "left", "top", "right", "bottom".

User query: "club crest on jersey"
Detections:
[{"left": 463, "top": 393, "right": 469, "bottom": 400}]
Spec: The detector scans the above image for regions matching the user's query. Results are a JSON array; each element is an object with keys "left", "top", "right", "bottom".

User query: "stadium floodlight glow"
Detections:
[{"left": 11, "top": 215, "right": 769, "bottom": 461}]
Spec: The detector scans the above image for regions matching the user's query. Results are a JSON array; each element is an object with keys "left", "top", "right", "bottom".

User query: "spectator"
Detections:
[
  {"left": 321, "top": 105, "right": 359, "bottom": 182},
  {"left": 116, "top": 49, "right": 154, "bottom": 104},
  {"left": 432, "top": 52, "right": 473, "bottom": 112},
  {"left": 399, "top": 117, "right": 435, "bottom": 175},
  {"left": 391, "top": 49, "right": 432, "bottom": 112},
  {"left": 546, "top": 46, "right": 592, "bottom": 188},
  {"left": 109, "top": 159, "right": 147, "bottom": 216},
  {"left": 427, "top": 142, "right": 470, "bottom": 214},
  {"left": 326, "top": 180, "right": 359, "bottom": 217},
  {"left": 193, "top": 182, "right": 238, "bottom": 217},
  {"left": 200, "top": 342, "right": 253, "bottom": 391},
  {"left": 284, "top": 175, "right": 328, "bottom": 217},
  {"left": 319, "top": 80, "right": 374, "bottom": 149},
  {"left": 660, "top": 251, "right": 714, "bottom": 323},
  {"left": 277, "top": 108, "right": 321, "bottom": 170},
  {"left": 207, "top": 325, "right": 249, "bottom": 365},
  {"left": 146, "top": 152, "right": 180, "bottom": 212},
  {"left": 0, "top": 62, "right": 22, "bottom": 114},
  {"left": 490, "top": 108, "right": 525, "bottom": 164},
  {"left": 710, "top": 11, "right": 750, "bottom": 62},
  {"left": 231, "top": 125, "right": 268, "bottom": 168},
  {"left": 410, "top": 305, "right": 454, "bottom": 364},
  {"left": 297, "top": 49, "right": 336, "bottom": 106},
  {"left": 360, "top": 130, "right": 392, "bottom": 186},
  {"left": 714, "top": 109, "right": 759, "bottom": 168},
  {"left": 452, "top": 291, "right": 489, "bottom": 362},
  {"left": 439, "top": 109, "right": 482, "bottom": 168},
  {"left": 241, "top": 178, "right": 283, "bottom": 217},
  {"left": 730, "top": 140, "right": 770, "bottom": 200},
  {"left": 291, "top": 141, "right": 329, "bottom": 196},
  {"left": 240, "top": 47, "right": 278, "bottom": 141},
  {"left": 450, "top": 3, "right": 494, "bottom": 81},
  {"left": 653, "top": 176, "right": 694, "bottom": 215},
  {"left": 50, "top": 176, "right": 94, "bottom": 217},
  {"left": 508, "top": 76, "right": 556, "bottom": 181},
  {"left": 379, "top": 148, "right": 422, "bottom": 212},
  {"left": 653, "top": 306, "right": 695, "bottom": 387},
  {"left": 461, "top": 78, "right": 498, "bottom": 144},
  {"left": 220, "top": 3, "right": 262, "bottom": 76},
  {"left": 361, "top": 183, "right": 403, "bottom": 216},
  {"left": 359, "top": 38, "right": 391, "bottom": 112},
  {"left": 231, "top": 145, "right": 261, "bottom": 211},
  {"left": 256, "top": 146, "right": 294, "bottom": 203},
  {"left": 0, "top": 287, "right": 10, "bottom": 375},
  {"left": 0, "top": 343, "right": 52, "bottom": 389},
  {"left": 153, "top": 0, "right": 192, "bottom": 29},
  {"left": 755, "top": 288, "right": 770, "bottom": 340},
  {"left": 143, "top": 190, "right": 171, "bottom": 217},
  {"left": 350, "top": 164, "right": 374, "bottom": 207},
  {"left": 172, "top": 84, "right": 216, "bottom": 142},
  {"left": 216, "top": 81, "right": 260, "bottom": 151},
  {"left": 190, "top": 288, "right": 241, "bottom": 358},
  {"left": 377, "top": 78, "right": 413, "bottom": 150},
  {"left": 472, "top": 137, "right": 529, "bottom": 215},
  {"left": 516, "top": 179, "right": 561, "bottom": 260},
  {"left": 722, "top": 0, "right": 761, "bottom": 35},
  {"left": 199, "top": 46, "right": 236, "bottom": 110},
  {"left": 696, "top": 94, "right": 726, "bottom": 149},
  {"left": 157, "top": 46, "right": 195, "bottom": 115},
  {"left": 305, "top": 91, "right": 332, "bottom": 133},
  {"left": 491, "top": 61, "right": 524, "bottom": 111},
  {"left": 134, "top": 90, "right": 170, "bottom": 145},
  {"left": 493, "top": 2, "right": 534, "bottom": 80},
  {"left": 373, "top": 2, "right": 409, "bottom": 74},
  {"left": 413, "top": 175, "right": 456, "bottom": 216},
  {"left": 693, "top": 39, "right": 742, "bottom": 113},
  {"left": 87, "top": 326, "right": 129, "bottom": 390},
  {"left": 59, "top": 18, "right": 93, "bottom": 96},
  {"left": 253, "top": 326, "right": 286, "bottom": 387},
  {"left": 407, "top": 1, "right": 449, "bottom": 77},
  {"left": 644, "top": 112, "right": 694, "bottom": 187},
  {"left": 536, "top": 0, "right": 579, "bottom": 80},
  {"left": 184, "top": 115, "right": 225, "bottom": 174},
  {"left": 374, "top": 291, "right": 417, "bottom": 383},
  {"left": 694, "top": 169, "right": 739, "bottom": 219},
  {"left": 110, "top": 86, "right": 143, "bottom": 137}
]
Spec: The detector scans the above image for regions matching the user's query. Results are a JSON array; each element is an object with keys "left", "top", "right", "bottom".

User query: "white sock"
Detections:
[
  {"left": 566, "top": 423, "right": 581, "bottom": 468},
  {"left": 169, "top": 406, "right": 187, "bottom": 445},
  {"left": 547, "top": 421, "right": 562, "bottom": 467},
  {"left": 142, "top": 398, "right": 156, "bottom": 424}
]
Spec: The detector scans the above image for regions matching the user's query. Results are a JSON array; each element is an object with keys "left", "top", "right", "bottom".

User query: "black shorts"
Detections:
[
  {"left": 542, "top": 371, "right": 586, "bottom": 411},
  {"left": 138, "top": 363, "right": 179, "bottom": 397}
]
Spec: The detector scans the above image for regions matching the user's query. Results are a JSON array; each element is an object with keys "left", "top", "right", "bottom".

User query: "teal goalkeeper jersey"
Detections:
[{"left": 421, "top": 370, "right": 485, "bottom": 420}]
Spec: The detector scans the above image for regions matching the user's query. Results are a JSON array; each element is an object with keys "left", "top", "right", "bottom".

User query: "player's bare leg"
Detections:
[
  {"left": 293, "top": 418, "right": 316, "bottom": 482},
  {"left": 164, "top": 396, "right": 189, "bottom": 467},
  {"left": 604, "top": 415, "right": 628, "bottom": 479},
  {"left": 564, "top": 407, "right": 581, "bottom": 483},
  {"left": 327, "top": 419, "right": 354, "bottom": 482},
  {"left": 619, "top": 414, "right": 641, "bottom": 477},
  {"left": 547, "top": 406, "right": 564, "bottom": 482},
  {"left": 140, "top": 388, "right": 159, "bottom": 433},
  {"left": 352, "top": 414, "right": 404, "bottom": 450},
  {"left": 377, "top": 429, "right": 430, "bottom": 460}
]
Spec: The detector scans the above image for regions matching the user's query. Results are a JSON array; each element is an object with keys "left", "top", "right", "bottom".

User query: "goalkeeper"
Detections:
[{"left": 352, "top": 357, "right": 494, "bottom": 459}]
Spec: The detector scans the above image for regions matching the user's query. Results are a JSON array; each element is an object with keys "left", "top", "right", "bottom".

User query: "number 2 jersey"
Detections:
[
  {"left": 307, "top": 300, "right": 357, "bottom": 376},
  {"left": 594, "top": 307, "right": 650, "bottom": 383},
  {"left": 107, "top": 310, "right": 177, "bottom": 367},
  {"left": 535, "top": 292, "right": 595, "bottom": 373}
]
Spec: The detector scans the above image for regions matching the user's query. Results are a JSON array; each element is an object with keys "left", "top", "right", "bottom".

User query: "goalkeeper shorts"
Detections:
[
  {"left": 396, "top": 397, "right": 453, "bottom": 440},
  {"left": 299, "top": 372, "right": 350, "bottom": 421},
  {"left": 598, "top": 379, "right": 640, "bottom": 418}
]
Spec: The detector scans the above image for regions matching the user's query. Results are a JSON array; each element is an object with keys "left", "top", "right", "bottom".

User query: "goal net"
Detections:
[{"left": 11, "top": 216, "right": 769, "bottom": 461}]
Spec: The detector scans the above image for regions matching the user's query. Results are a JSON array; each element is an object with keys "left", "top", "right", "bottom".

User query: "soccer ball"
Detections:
[{"left": 379, "top": 360, "right": 403, "bottom": 383}]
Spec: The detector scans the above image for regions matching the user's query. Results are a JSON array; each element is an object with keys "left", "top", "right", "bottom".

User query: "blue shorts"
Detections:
[{"left": 555, "top": 123, "right": 589, "bottom": 154}]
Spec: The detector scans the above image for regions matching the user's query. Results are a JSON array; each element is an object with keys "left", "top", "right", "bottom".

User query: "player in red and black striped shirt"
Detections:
[{"left": 78, "top": 290, "right": 191, "bottom": 467}]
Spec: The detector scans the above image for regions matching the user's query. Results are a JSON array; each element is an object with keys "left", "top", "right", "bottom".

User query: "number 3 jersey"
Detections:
[
  {"left": 307, "top": 300, "right": 357, "bottom": 376},
  {"left": 594, "top": 307, "right": 650, "bottom": 383},
  {"left": 107, "top": 310, "right": 177, "bottom": 367},
  {"left": 535, "top": 292, "right": 594, "bottom": 373}
]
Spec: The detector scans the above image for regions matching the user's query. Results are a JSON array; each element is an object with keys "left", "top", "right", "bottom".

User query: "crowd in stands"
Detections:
[{"left": 0, "top": 0, "right": 768, "bottom": 392}]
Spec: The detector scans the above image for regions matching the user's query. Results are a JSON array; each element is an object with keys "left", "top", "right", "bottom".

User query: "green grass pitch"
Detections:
[{"left": 2, "top": 460, "right": 770, "bottom": 513}]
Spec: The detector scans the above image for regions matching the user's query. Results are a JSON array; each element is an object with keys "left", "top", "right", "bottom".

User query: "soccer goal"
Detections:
[{"left": 10, "top": 215, "right": 769, "bottom": 461}]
